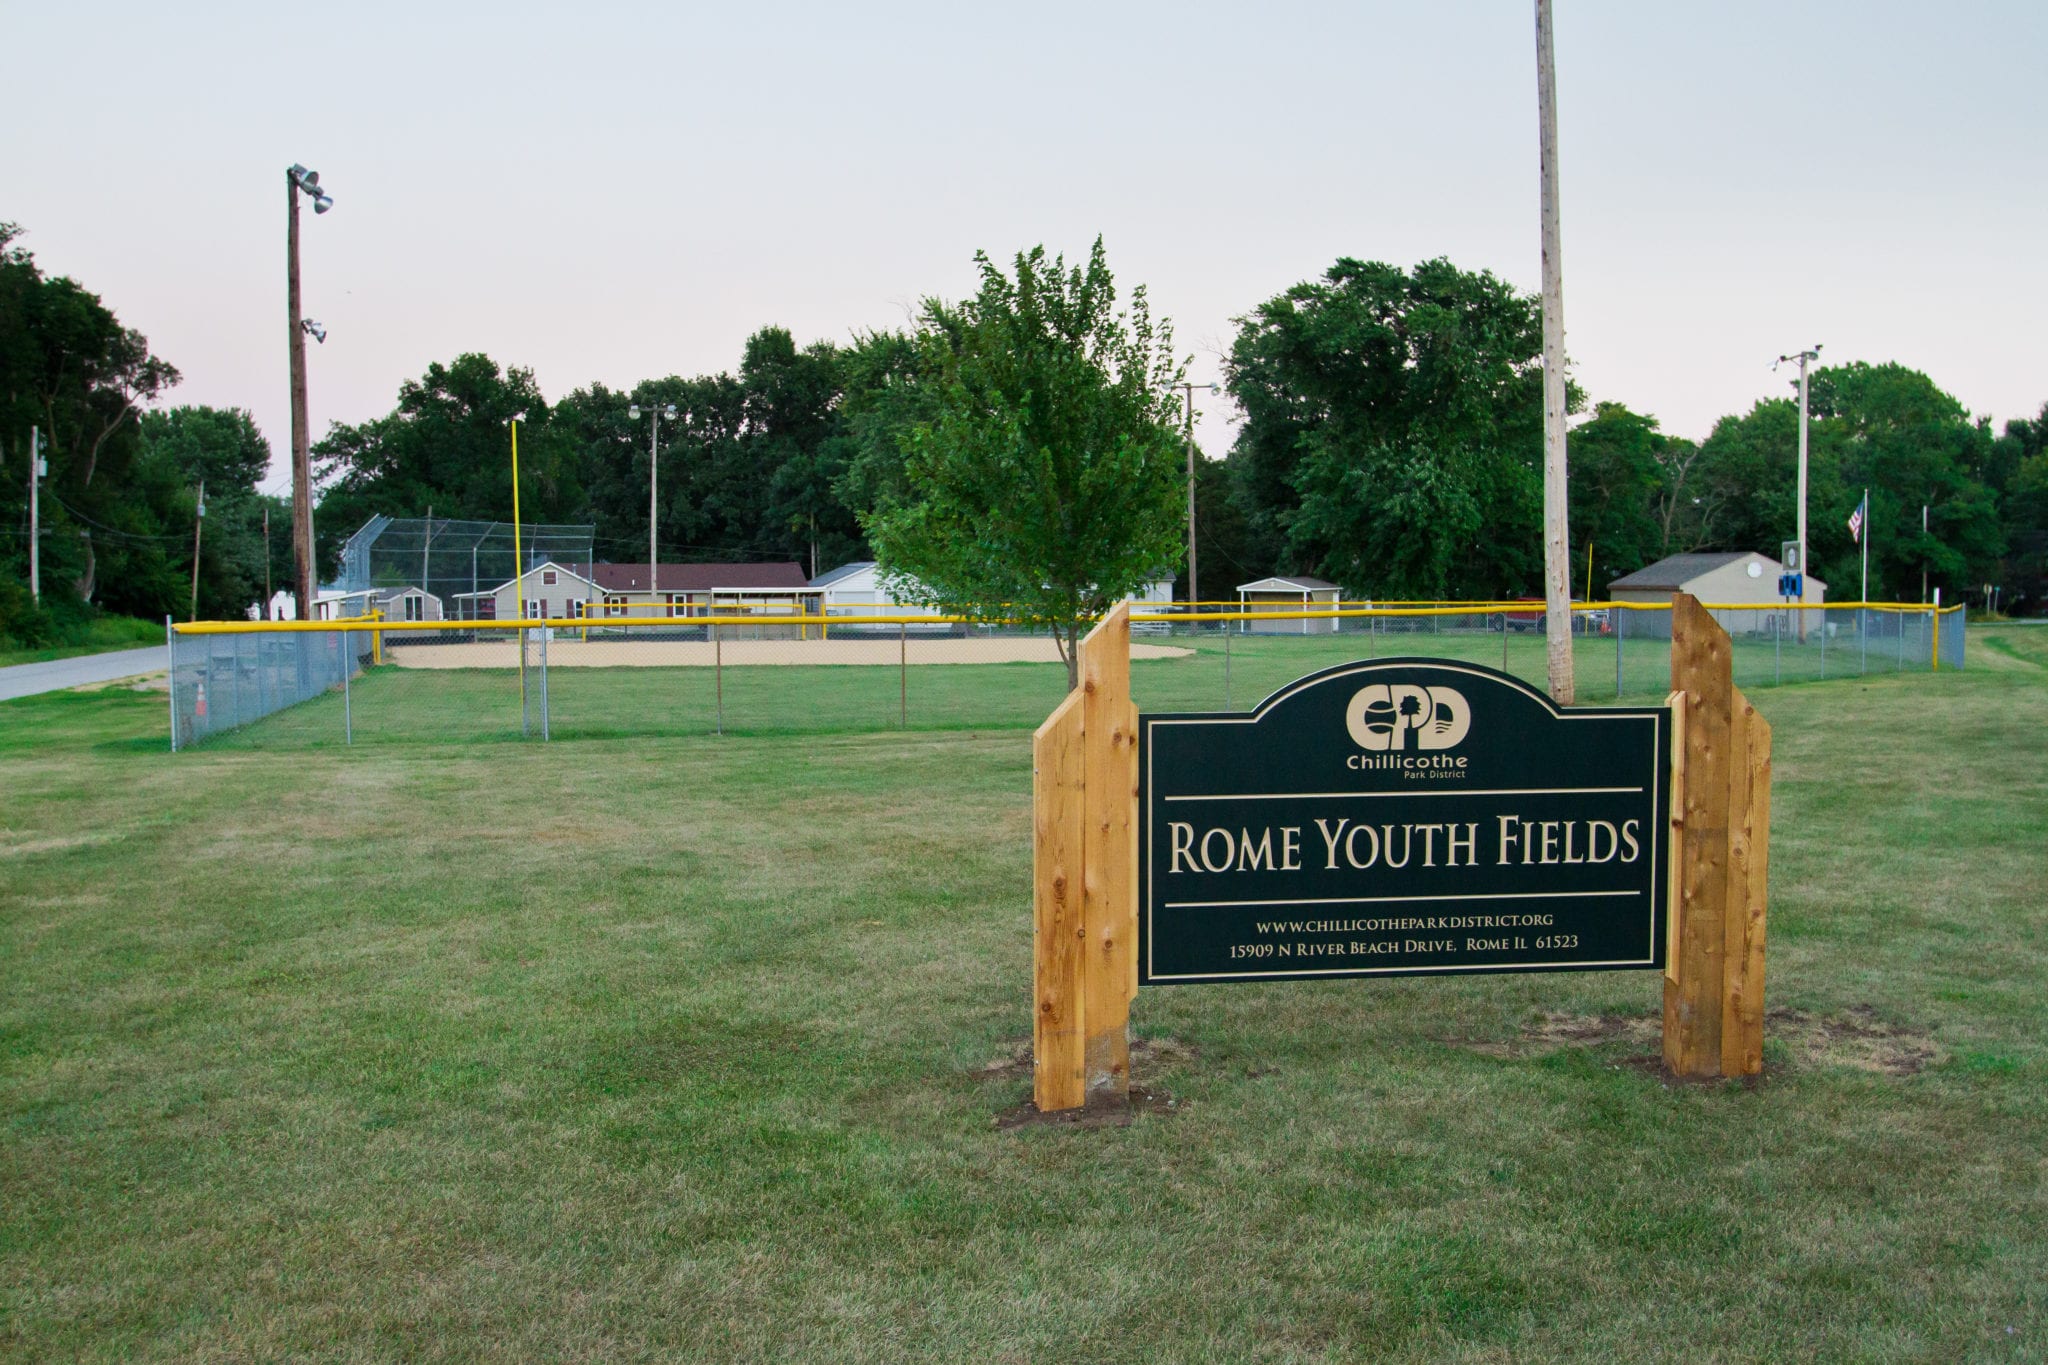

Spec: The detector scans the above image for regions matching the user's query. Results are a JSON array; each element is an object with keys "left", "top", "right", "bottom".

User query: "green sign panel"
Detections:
[{"left": 1139, "top": 660, "right": 1671, "bottom": 985}]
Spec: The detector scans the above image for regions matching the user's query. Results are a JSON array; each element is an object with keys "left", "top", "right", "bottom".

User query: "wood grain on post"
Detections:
[
  {"left": 1032, "top": 689, "right": 1087, "bottom": 1112},
  {"left": 1721, "top": 691, "right": 1772, "bottom": 1077},
  {"left": 1079, "top": 603, "right": 1136, "bottom": 1103},
  {"left": 1663, "top": 690, "right": 1686, "bottom": 989},
  {"left": 1666, "top": 594, "right": 1732, "bottom": 1076}
]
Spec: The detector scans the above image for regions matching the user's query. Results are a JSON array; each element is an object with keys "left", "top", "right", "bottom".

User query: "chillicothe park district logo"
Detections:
[{"left": 1343, "top": 687, "right": 1474, "bottom": 773}]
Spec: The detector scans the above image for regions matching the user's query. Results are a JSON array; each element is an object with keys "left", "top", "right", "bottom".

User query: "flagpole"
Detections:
[{"left": 1860, "top": 489, "right": 1869, "bottom": 603}]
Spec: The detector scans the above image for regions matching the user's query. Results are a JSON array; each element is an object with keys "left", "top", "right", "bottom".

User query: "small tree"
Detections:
[{"left": 861, "top": 239, "right": 1187, "bottom": 689}]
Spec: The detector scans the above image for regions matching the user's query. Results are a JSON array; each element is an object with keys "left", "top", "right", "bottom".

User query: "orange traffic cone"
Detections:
[{"left": 195, "top": 681, "right": 208, "bottom": 718}]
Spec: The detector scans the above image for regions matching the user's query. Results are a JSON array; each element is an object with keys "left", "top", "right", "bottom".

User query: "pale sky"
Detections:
[{"left": 7, "top": 1, "right": 2045, "bottom": 494}]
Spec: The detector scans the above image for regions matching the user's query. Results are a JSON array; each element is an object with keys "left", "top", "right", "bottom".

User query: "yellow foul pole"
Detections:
[
  {"left": 510, "top": 418, "right": 524, "bottom": 610},
  {"left": 511, "top": 418, "right": 527, "bottom": 722}
]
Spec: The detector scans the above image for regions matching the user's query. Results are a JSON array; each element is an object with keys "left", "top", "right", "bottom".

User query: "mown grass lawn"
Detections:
[{"left": 3, "top": 630, "right": 2044, "bottom": 1361}]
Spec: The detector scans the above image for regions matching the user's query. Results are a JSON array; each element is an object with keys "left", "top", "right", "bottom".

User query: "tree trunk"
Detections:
[
  {"left": 76, "top": 531, "right": 96, "bottom": 603},
  {"left": 1059, "top": 622, "right": 1081, "bottom": 691}
]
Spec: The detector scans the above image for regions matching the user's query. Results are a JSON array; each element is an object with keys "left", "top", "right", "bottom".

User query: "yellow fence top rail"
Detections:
[{"left": 169, "top": 598, "right": 1961, "bottom": 635}]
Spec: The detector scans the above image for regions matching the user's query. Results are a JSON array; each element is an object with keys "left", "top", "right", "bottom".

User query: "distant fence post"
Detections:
[
  {"left": 1032, "top": 603, "right": 1138, "bottom": 1113},
  {"left": 343, "top": 629, "right": 353, "bottom": 746},
  {"left": 1223, "top": 616, "right": 1233, "bottom": 710},
  {"left": 1664, "top": 593, "right": 1772, "bottom": 1078},
  {"left": 1614, "top": 605, "right": 1624, "bottom": 699},
  {"left": 165, "top": 616, "right": 179, "bottom": 752}
]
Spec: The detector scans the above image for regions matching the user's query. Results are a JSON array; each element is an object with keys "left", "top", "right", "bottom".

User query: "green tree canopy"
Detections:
[
  {"left": 1691, "top": 362, "right": 2000, "bottom": 601},
  {"left": 313, "top": 354, "right": 571, "bottom": 572},
  {"left": 1991, "top": 403, "right": 2048, "bottom": 612},
  {"left": 860, "top": 240, "right": 1187, "bottom": 686},
  {"left": 1566, "top": 403, "right": 1690, "bottom": 594},
  {"left": 137, "top": 406, "right": 282, "bottom": 618},
  {"left": 0, "top": 222, "right": 181, "bottom": 633},
  {"left": 1223, "top": 257, "right": 1555, "bottom": 599}
]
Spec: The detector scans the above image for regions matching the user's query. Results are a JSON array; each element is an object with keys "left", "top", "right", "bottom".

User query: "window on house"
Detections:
[
  {"left": 568, "top": 600, "right": 583, "bottom": 619},
  {"left": 404, "top": 594, "right": 424, "bottom": 622},
  {"left": 543, "top": 571, "right": 558, "bottom": 586}
]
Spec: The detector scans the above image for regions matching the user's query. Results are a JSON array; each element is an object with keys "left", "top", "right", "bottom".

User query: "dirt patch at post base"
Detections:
[
  {"left": 983, "top": 1035, "right": 1194, "bottom": 1129},
  {"left": 1446, "top": 1006, "right": 1943, "bottom": 1078}
]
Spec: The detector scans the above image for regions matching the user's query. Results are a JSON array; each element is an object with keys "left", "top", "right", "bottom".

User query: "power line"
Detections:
[{"left": 44, "top": 492, "right": 196, "bottom": 542}]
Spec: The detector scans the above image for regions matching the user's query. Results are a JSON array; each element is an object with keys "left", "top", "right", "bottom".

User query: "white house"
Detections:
[
  {"left": 810, "top": 562, "right": 943, "bottom": 618},
  {"left": 1236, "top": 575, "right": 1343, "bottom": 633},
  {"left": 311, "top": 588, "right": 381, "bottom": 621},
  {"left": 451, "top": 562, "right": 604, "bottom": 623},
  {"left": 810, "top": 562, "right": 1176, "bottom": 617},
  {"left": 1608, "top": 551, "right": 1825, "bottom": 638},
  {"left": 571, "top": 562, "right": 819, "bottom": 620}
]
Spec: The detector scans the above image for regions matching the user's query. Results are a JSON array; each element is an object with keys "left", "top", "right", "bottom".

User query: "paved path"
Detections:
[{"left": 0, "top": 645, "right": 167, "bottom": 703}]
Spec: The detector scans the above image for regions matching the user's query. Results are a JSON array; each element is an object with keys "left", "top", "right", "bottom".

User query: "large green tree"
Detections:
[
  {"left": 136, "top": 407, "right": 281, "bottom": 618},
  {"left": 1990, "top": 403, "right": 2048, "bottom": 612},
  {"left": 1223, "top": 257, "right": 1554, "bottom": 599},
  {"left": 1566, "top": 403, "right": 1690, "bottom": 594},
  {"left": 313, "top": 354, "right": 572, "bottom": 571},
  {"left": 1691, "top": 363, "right": 2000, "bottom": 602},
  {"left": 553, "top": 329, "right": 867, "bottom": 571},
  {"left": 860, "top": 240, "right": 1187, "bottom": 686},
  {"left": 0, "top": 223, "right": 180, "bottom": 635}
]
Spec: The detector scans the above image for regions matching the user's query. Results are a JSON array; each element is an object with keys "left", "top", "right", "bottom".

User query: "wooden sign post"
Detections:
[
  {"left": 1028, "top": 594, "right": 1771, "bottom": 1114},
  {"left": 1032, "top": 603, "right": 1138, "bottom": 1113},
  {"left": 1665, "top": 593, "right": 1772, "bottom": 1078}
]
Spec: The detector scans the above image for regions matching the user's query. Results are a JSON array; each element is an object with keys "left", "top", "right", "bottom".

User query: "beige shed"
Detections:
[{"left": 1608, "top": 551, "right": 1824, "bottom": 638}]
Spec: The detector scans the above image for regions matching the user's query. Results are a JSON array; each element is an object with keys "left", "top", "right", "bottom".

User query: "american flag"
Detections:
[{"left": 1847, "top": 498, "right": 1865, "bottom": 544}]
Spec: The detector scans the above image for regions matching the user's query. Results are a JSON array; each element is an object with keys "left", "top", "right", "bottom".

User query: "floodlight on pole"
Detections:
[
  {"left": 628, "top": 402, "right": 681, "bottom": 602},
  {"left": 286, "top": 162, "right": 334, "bottom": 622},
  {"left": 302, "top": 320, "right": 326, "bottom": 344}
]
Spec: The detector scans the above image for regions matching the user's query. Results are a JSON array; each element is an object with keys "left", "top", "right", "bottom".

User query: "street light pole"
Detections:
[
  {"left": 285, "top": 164, "right": 332, "bottom": 621},
  {"left": 628, "top": 402, "right": 678, "bottom": 607},
  {"left": 1775, "top": 345, "right": 1821, "bottom": 638},
  {"left": 1168, "top": 381, "right": 1218, "bottom": 609}
]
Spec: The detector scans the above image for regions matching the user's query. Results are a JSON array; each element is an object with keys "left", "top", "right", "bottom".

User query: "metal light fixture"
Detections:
[
  {"left": 286, "top": 161, "right": 335, "bottom": 622},
  {"left": 626, "top": 402, "right": 682, "bottom": 600}
]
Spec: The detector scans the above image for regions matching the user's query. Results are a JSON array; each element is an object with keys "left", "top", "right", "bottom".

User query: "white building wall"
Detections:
[{"left": 489, "top": 565, "right": 601, "bottom": 621}]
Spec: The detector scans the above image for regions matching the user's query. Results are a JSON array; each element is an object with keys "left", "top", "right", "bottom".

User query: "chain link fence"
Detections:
[
  {"left": 166, "top": 601, "right": 1967, "bottom": 750},
  {"left": 331, "top": 515, "right": 595, "bottom": 621}
]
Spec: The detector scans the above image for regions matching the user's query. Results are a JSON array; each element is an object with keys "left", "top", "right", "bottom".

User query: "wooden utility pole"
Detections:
[
  {"left": 287, "top": 174, "right": 315, "bottom": 621},
  {"left": 1536, "top": 0, "right": 1575, "bottom": 702},
  {"left": 188, "top": 482, "right": 205, "bottom": 623},
  {"left": 27, "top": 426, "right": 41, "bottom": 604}
]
